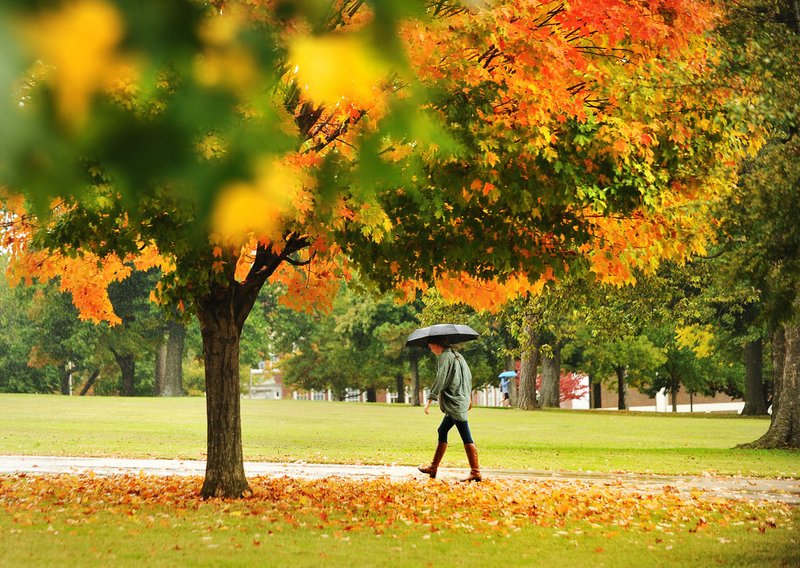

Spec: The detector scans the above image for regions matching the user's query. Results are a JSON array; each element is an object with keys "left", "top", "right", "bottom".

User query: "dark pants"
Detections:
[{"left": 437, "top": 415, "right": 474, "bottom": 444}]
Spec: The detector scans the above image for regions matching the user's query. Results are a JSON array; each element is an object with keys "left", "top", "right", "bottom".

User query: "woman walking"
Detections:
[{"left": 418, "top": 338, "right": 481, "bottom": 482}]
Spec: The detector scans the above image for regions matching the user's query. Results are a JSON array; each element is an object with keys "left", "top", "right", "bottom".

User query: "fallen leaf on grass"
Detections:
[{"left": 0, "top": 473, "right": 792, "bottom": 540}]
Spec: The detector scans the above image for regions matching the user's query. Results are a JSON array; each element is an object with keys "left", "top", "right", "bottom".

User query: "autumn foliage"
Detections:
[{"left": 1, "top": 473, "right": 789, "bottom": 537}]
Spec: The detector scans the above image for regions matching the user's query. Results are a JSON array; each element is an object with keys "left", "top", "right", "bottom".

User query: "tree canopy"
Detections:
[{"left": 0, "top": 0, "right": 762, "bottom": 495}]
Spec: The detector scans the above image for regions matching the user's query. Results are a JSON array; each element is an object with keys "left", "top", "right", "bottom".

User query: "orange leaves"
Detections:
[
  {"left": 5, "top": 239, "right": 169, "bottom": 325},
  {"left": 580, "top": 185, "right": 716, "bottom": 286},
  {"left": 435, "top": 270, "right": 555, "bottom": 312},
  {"left": 9, "top": 250, "right": 132, "bottom": 325},
  {"left": 0, "top": 473, "right": 789, "bottom": 540},
  {"left": 271, "top": 248, "right": 348, "bottom": 315}
]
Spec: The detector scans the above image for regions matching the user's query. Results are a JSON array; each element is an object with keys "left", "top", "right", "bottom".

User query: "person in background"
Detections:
[
  {"left": 500, "top": 375, "right": 511, "bottom": 407},
  {"left": 418, "top": 338, "right": 481, "bottom": 482}
]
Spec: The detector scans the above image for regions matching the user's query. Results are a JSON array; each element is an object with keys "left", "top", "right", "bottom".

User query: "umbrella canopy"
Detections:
[
  {"left": 405, "top": 324, "right": 480, "bottom": 348},
  {"left": 498, "top": 370, "right": 517, "bottom": 378}
]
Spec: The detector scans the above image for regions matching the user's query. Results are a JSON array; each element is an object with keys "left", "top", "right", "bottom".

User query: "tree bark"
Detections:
[
  {"left": 741, "top": 337, "right": 769, "bottom": 415},
  {"left": 366, "top": 387, "right": 377, "bottom": 402},
  {"left": 112, "top": 350, "right": 136, "bottom": 397},
  {"left": 410, "top": 351, "right": 421, "bottom": 406},
  {"left": 615, "top": 365, "right": 628, "bottom": 410},
  {"left": 78, "top": 369, "right": 100, "bottom": 396},
  {"left": 517, "top": 318, "right": 540, "bottom": 410},
  {"left": 670, "top": 371, "right": 679, "bottom": 413},
  {"left": 395, "top": 374, "right": 405, "bottom": 404},
  {"left": 740, "top": 323, "right": 800, "bottom": 448},
  {"left": 590, "top": 377, "right": 602, "bottom": 409},
  {"left": 195, "top": 235, "right": 309, "bottom": 498},
  {"left": 197, "top": 287, "right": 251, "bottom": 499},
  {"left": 161, "top": 321, "right": 186, "bottom": 396},
  {"left": 539, "top": 343, "right": 561, "bottom": 408},
  {"left": 155, "top": 340, "right": 167, "bottom": 395},
  {"left": 60, "top": 365, "right": 72, "bottom": 396}
]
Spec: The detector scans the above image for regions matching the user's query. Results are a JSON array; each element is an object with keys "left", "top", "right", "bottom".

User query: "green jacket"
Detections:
[{"left": 428, "top": 348, "right": 472, "bottom": 422}]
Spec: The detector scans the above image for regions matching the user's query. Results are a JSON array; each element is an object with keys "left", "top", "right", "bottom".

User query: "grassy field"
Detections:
[
  {"left": 0, "top": 394, "right": 796, "bottom": 477},
  {"left": 1, "top": 394, "right": 798, "bottom": 567}
]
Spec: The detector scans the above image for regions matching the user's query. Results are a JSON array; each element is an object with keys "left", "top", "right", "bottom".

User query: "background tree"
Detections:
[
  {"left": 713, "top": 0, "right": 800, "bottom": 447},
  {"left": 0, "top": 257, "right": 61, "bottom": 393}
]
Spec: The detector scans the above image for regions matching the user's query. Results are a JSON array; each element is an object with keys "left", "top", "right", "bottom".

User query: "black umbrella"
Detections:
[{"left": 405, "top": 323, "right": 480, "bottom": 348}]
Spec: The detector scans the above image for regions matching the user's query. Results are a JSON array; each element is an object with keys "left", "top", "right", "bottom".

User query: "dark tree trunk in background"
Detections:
[
  {"left": 590, "top": 377, "right": 602, "bottom": 409},
  {"left": 615, "top": 365, "right": 628, "bottom": 410},
  {"left": 741, "top": 337, "right": 769, "bottom": 415},
  {"left": 670, "top": 372, "right": 679, "bottom": 413},
  {"left": 518, "top": 318, "right": 540, "bottom": 410},
  {"left": 112, "top": 350, "right": 136, "bottom": 396},
  {"left": 395, "top": 374, "right": 405, "bottom": 404},
  {"left": 741, "top": 323, "right": 800, "bottom": 449},
  {"left": 162, "top": 321, "right": 186, "bottom": 396},
  {"left": 155, "top": 341, "right": 168, "bottom": 395},
  {"left": 60, "top": 365, "right": 72, "bottom": 395},
  {"left": 539, "top": 343, "right": 561, "bottom": 408},
  {"left": 79, "top": 369, "right": 100, "bottom": 396},
  {"left": 410, "top": 351, "right": 421, "bottom": 406},
  {"left": 366, "top": 387, "right": 377, "bottom": 402}
]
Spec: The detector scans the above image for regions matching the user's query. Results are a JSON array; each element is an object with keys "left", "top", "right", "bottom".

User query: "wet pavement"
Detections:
[{"left": 1, "top": 455, "right": 798, "bottom": 505}]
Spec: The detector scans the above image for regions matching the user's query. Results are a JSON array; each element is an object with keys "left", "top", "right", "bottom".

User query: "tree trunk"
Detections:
[
  {"left": 197, "top": 291, "right": 250, "bottom": 499},
  {"left": 78, "top": 369, "right": 100, "bottom": 396},
  {"left": 741, "top": 323, "right": 800, "bottom": 448},
  {"left": 517, "top": 318, "right": 540, "bottom": 410},
  {"left": 194, "top": 236, "right": 306, "bottom": 498},
  {"left": 161, "top": 321, "right": 186, "bottom": 396},
  {"left": 539, "top": 343, "right": 561, "bottom": 408},
  {"left": 741, "top": 337, "right": 769, "bottom": 415},
  {"left": 615, "top": 365, "right": 628, "bottom": 410},
  {"left": 410, "top": 351, "right": 421, "bottom": 406},
  {"left": 113, "top": 351, "right": 136, "bottom": 396},
  {"left": 395, "top": 374, "right": 405, "bottom": 404},
  {"left": 366, "top": 387, "right": 377, "bottom": 403},
  {"left": 155, "top": 339, "right": 167, "bottom": 395},
  {"left": 670, "top": 372, "right": 679, "bottom": 413},
  {"left": 60, "top": 365, "right": 71, "bottom": 396},
  {"left": 590, "top": 377, "right": 602, "bottom": 409}
]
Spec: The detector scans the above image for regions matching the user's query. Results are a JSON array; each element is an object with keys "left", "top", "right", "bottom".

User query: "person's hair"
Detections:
[{"left": 427, "top": 338, "right": 451, "bottom": 348}]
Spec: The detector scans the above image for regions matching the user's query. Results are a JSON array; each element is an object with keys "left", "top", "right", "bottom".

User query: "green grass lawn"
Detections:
[
  {"left": 1, "top": 473, "right": 797, "bottom": 568},
  {"left": 0, "top": 394, "right": 796, "bottom": 477},
  {"left": 1, "top": 394, "right": 798, "bottom": 567}
]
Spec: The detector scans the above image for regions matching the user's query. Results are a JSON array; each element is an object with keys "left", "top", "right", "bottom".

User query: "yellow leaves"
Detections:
[
  {"left": 210, "top": 156, "right": 304, "bottom": 249},
  {"left": 675, "top": 325, "right": 715, "bottom": 358},
  {"left": 194, "top": 45, "right": 257, "bottom": 92},
  {"left": 20, "top": 0, "right": 126, "bottom": 127},
  {"left": 194, "top": 7, "right": 258, "bottom": 93},
  {"left": 289, "top": 34, "right": 388, "bottom": 108},
  {"left": 353, "top": 203, "right": 393, "bottom": 244},
  {"left": 197, "top": 133, "right": 228, "bottom": 161}
]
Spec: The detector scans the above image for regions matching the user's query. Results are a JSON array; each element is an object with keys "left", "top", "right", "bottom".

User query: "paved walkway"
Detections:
[{"left": 1, "top": 455, "right": 798, "bottom": 505}]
